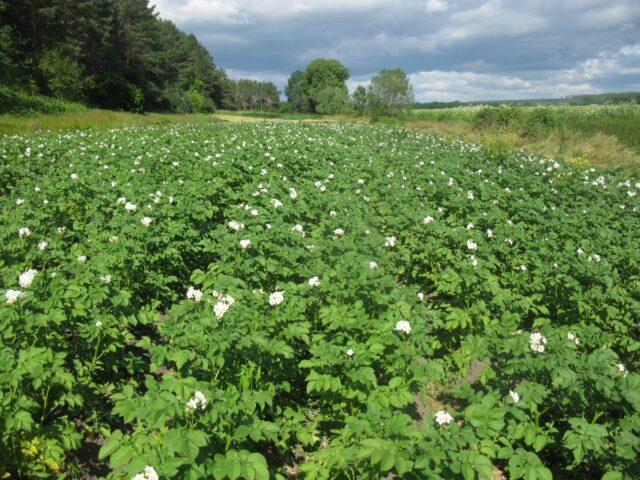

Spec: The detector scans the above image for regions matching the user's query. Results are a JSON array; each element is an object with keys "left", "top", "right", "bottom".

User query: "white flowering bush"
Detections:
[{"left": 0, "top": 122, "right": 638, "bottom": 479}]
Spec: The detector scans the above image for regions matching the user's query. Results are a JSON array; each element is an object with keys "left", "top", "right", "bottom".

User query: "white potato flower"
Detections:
[
  {"left": 434, "top": 410, "right": 453, "bottom": 426},
  {"left": 19, "top": 269, "right": 38, "bottom": 288},
  {"left": 239, "top": 239, "right": 251, "bottom": 249},
  {"left": 333, "top": 228, "right": 344, "bottom": 237},
  {"left": 214, "top": 295, "right": 235, "bottom": 319},
  {"left": 369, "top": 261, "right": 378, "bottom": 269},
  {"left": 346, "top": 348, "right": 355, "bottom": 357},
  {"left": 77, "top": 255, "right": 87, "bottom": 263},
  {"left": 269, "top": 291, "right": 284, "bottom": 306},
  {"left": 124, "top": 202, "right": 137, "bottom": 212},
  {"left": 141, "top": 217, "right": 153, "bottom": 226},
  {"left": 529, "top": 332, "right": 547, "bottom": 353},
  {"left": 466, "top": 240, "right": 478, "bottom": 251},
  {"left": 228, "top": 220, "right": 244, "bottom": 231},
  {"left": 384, "top": 236, "right": 397, "bottom": 247},
  {"left": 423, "top": 215, "right": 434, "bottom": 224},
  {"left": 19, "top": 227, "right": 31, "bottom": 237},
  {"left": 186, "top": 286, "right": 203, "bottom": 302},
  {"left": 509, "top": 390, "right": 520, "bottom": 403},
  {"left": 395, "top": 320, "right": 411, "bottom": 334},
  {"left": 308, "top": 276, "right": 320, "bottom": 287},
  {"left": 132, "top": 466, "right": 159, "bottom": 480},
  {"left": 5, "top": 289, "right": 27, "bottom": 304},
  {"left": 38, "top": 241, "right": 48, "bottom": 250},
  {"left": 186, "top": 391, "right": 207, "bottom": 411}
]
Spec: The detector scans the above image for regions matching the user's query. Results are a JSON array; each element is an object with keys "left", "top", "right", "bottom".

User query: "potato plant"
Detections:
[{"left": 0, "top": 122, "right": 638, "bottom": 479}]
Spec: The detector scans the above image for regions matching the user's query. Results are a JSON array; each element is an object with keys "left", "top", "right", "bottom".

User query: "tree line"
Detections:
[
  {"left": 0, "top": 0, "right": 414, "bottom": 116},
  {"left": 0, "top": 0, "right": 280, "bottom": 113}
]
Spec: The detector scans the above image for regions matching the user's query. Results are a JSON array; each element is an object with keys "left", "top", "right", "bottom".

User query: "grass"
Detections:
[
  {"left": 0, "top": 87, "right": 88, "bottom": 116},
  {"left": 407, "top": 104, "right": 640, "bottom": 173},
  {"left": 0, "top": 110, "right": 220, "bottom": 135},
  {"left": 216, "top": 109, "right": 321, "bottom": 120}
]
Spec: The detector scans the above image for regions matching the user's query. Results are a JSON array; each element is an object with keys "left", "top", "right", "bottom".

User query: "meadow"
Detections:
[
  {"left": 1, "top": 120, "right": 638, "bottom": 479},
  {"left": 409, "top": 104, "right": 640, "bottom": 172}
]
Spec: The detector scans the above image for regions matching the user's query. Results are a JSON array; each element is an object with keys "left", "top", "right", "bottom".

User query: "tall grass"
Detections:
[
  {"left": 561, "top": 105, "right": 640, "bottom": 152},
  {"left": 0, "top": 110, "right": 220, "bottom": 135},
  {"left": 411, "top": 104, "right": 640, "bottom": 152}
]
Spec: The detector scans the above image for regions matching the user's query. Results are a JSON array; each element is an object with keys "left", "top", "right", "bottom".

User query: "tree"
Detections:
[
  {"left": 39, "top": 48, "right": 84, "bottom": 100},
  {"left": 231, "top": 78, "right": 279, "bottom": 110},
  {"left": 351, "top": 85, "right": 367, "bottom": 114},
  {"left": 302, "top": 59, "right": 349, "bottom": 113},
  {"left": 285, "top": 70, "right": 308, "bottom": 112},
  {"left": 315, "top": 86, "right": 349, "bottom": 115},
  {"left": 368, "top": 68, "right": 414, "bottom": 115}
]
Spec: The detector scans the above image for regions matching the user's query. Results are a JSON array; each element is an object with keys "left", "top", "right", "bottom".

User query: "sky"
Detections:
[{"left": 151, "top": 0, "right": 640, "bottom": 102}]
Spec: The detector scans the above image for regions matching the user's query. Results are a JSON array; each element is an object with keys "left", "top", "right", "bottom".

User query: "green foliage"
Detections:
[
  {"left": 314, "top": 86, "right": 349, "bottom": 115},
  {"left": 0, "top": 0, "right": 226, "bottom": 112},
  {"left": 0, "top": 86, "right": 87, "bottom": 116},
  {"left": 38, "top": 48, "right": 85, "bottom": 101},
  {"left": 0, "top": 121, "right": 639, "bottom": 479},
  {"left": 413, "top": 104, "right": 640, "bottom": 153},
  {"left": 367, "top": 68, "right": 414, "bottom": 115},
  {"left": 473, "top": 106, "right": 524, "bottom": 129},
  {"left": 351, "top": 85, "right": 367, "bottom": 114},
  {"left": 231, "top": 79, "right": 279, "bottom": 111},
  {"left": 285, "top": 70, "right": 308, "bottom": 113},
  {"left": 302, "top": 58, "right": 350, "bottom": 113}
]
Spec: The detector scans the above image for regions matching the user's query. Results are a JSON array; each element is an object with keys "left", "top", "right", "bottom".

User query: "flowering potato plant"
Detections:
[{"left": 0, "top": 121, "right": 638, "bottom": 479}]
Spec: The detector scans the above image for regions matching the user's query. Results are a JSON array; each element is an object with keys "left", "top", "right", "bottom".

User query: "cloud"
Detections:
[
  {"left": 425, "top": 0, "right": 449, "bottom": 14},
  {"left": 409, "top": 70, "right": 599, "bottom": 102},
  {"left": 151, "top": 0, "right": 640, "bottom": 100}
]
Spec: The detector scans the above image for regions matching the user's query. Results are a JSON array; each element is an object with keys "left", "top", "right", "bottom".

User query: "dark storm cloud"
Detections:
[{"left": 152, "top": 0, "right": 640, "bottom": 100}]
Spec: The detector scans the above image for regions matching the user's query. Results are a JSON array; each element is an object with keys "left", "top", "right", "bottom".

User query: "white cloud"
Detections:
[
  {"left": 152, "top": 0, "right": 390, "bottom": 24},
  {"left": 444, "top": 0, "right": 548, "bottom": 41},
  {"left": 560, "top": 44, "right": 640, "bottom": 82},
  {"left": 425, "top": 0, "right": 448, "bottom": 14},
  {"left": 409, "top": 70, "right": 599, "bottom": 101}
]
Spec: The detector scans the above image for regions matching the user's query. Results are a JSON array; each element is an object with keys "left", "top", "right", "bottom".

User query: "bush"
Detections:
[
  {"left": 524, "top": 107, "right": 560, "bottom": 136},
  {"left": 473, "top": 106, "right": 523, "bottom": 130},
  {"left": 86, "top": 73, "right": 145, "bottom": 112},
  {"left": 315, "top": 87, "right": 349, "bottom": 115},
  {"left": 38, "top": 49, "right": 84, "bottom": 101},
  {"left": 163, "top": 83, "right": 215, "bottom": 114}
]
